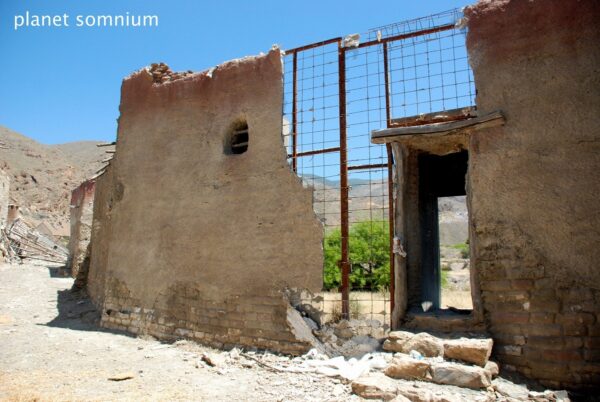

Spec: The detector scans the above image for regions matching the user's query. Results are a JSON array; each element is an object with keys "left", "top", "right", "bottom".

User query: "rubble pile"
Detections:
[
  {"left": 350, "top": 330, "right": 570, "bottom": 401},
  {"left": 146, "top": 63, "right": 194, "bottom": 84},
  {"left": 167, "top": 328, "right": 570, "bottom": 401},
  {"left": 313, "top": 318, "right": 388, "bottom": 357}
]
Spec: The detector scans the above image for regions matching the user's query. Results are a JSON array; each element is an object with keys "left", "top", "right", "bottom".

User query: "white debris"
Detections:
[{"left": 342, "top": 33, "right": 360, "bottom": 48}]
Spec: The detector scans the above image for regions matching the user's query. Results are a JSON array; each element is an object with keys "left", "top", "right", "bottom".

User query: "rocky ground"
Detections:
[{"left": 0, "top": 261, "right": 571, "bottom": 401}]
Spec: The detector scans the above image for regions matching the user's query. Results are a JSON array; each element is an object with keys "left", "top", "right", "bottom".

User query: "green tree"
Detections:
[{"left": 323, "top": 221, "right": 390, "bottom": 291}]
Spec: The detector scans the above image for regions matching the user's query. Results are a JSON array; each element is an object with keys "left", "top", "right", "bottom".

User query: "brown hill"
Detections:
[{"left": 0, "top": 125, "right": 109, "bottom": 234}]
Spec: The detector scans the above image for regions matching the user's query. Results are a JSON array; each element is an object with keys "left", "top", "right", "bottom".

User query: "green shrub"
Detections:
[
  {"left": 323, "top": 221, "right": 390, "bottom": 291},
  {"left": 451, "top": 242, "right": 470, "bottom": 259},
  {"left": 441, "top": 269, "right": 449, "bottom": 289}
]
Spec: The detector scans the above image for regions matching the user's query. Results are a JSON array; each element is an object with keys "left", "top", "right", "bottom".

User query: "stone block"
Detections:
[
  {"left": 351, "top": 373, "right": 398, "bottom": 400},
  {"left": 401, "top": 333, "right": 444, "bottom": 357},
  {"left": 384, "top": 357, "right": 431, "bottom": 380},
  {"left": 485, "top": 361, "right": 500, "bottom": 378},
  {"left": 430, "top": 362, "right": 491, "bottom": 389},
  {"left": 443, "top": 337, "right": 493, "bottom": 367}
]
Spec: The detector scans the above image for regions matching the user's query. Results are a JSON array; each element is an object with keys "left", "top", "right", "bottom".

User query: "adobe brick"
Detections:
[
  {"left": 480, "top": 280, "right": 512, "bottom": 291},
  {"left": 529, "top": 312, "right": 555, "bottom": 324},
  {"left": 507, "top": 265, "right": 545, "bottom": 280},
  {"left": 564, "top": 337, "right": 584, "bottom": 349},
  {"left": 583, "top": 350, "right": 600, "bottom": 362},
  {"left": 584, "top": 337, "right": 600, "bottom": 350},
  {"left": 491, "top": 300, "right": 530, "bottom": 312},
  {"left": 490, "top": 324, "right": 525, "bottom": 335},
  {"left": 495, "top": 334, "right": 526, "bottom": 346},
  {"left": 511, "top": 279, "right": 534, "bottom": 290},
  {"left": 522, "top": 324, "right": 562, "bottom": 337},
  {"left": 528, "top": 298, "right": 561, "bottom": 313},
  {"left": 528, "top": 361, "right": 569, "bottom": 377},
  {"left": 556, "top": 312, "right": 595, "bottom": 326},
  {"left": 489, "top": 312, "right": 529, "bottom": 324},
  {"left": 496, "top": 345, "right": 522, "bottom": 356},
  {"left": 541, "top": 348, "right": 582, "bottom": 362},
  {"left": 526, "top": 336, "right": 564, "bottom": 350},
  {"left": 588, "top": 325, "right": 600, "bottom": 337}
]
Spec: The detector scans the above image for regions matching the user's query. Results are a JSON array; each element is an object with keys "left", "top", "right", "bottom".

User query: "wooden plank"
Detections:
[
  {"left": 389, "top": 106, "right": 477, "bottom": 127},
  {"left": 371, "top": 110, "right": 505, "bottom": 144}
]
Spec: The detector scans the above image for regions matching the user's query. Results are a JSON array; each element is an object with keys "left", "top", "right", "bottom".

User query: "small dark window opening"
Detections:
[{"left": 230, "top": 124, "right": 249, "bottom": 154}]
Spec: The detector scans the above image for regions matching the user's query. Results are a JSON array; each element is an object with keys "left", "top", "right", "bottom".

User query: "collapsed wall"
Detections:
[
  {"left": 465, "top": 0, "right": 600, "bottom": 389},
  {"left": 87, "top": 49, "right": 324, "bottom": 354},
  {"left": 67, "top": 179, "right": 95, "bottom": 280}
]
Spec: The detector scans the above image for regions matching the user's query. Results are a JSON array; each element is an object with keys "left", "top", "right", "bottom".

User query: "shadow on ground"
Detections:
[{"left": 43, "top": 285, "right": 133, "bottom": 338}]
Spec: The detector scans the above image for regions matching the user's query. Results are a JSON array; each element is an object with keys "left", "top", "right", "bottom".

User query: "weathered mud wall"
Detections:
[
  {"left": 465, "top": 0, "right": 600, "bottom": 389},
  {"left": 87, "top": 49, "right": 324, "bottom": 354},
  {"left": 67, "top": 180, "right": 95, "bottom": 278}
]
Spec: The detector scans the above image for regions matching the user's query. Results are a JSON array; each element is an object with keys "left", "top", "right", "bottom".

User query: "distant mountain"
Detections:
[
  {"left": 301, "top": 172, "right": 468, "bottom": 241},
  {"left": 0, "top": 125, "right": 108, "bottom": 233}
]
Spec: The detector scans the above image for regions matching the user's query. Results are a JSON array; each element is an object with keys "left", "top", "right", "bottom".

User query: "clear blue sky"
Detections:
[{"left": 0, "top": 0, "right": 471, "bottom": 144}]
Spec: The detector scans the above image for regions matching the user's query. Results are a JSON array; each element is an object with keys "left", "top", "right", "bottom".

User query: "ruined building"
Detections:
[
  {"left": 67, "top": 179, "right": 95, "bottom": 284},
  {"left": 84, "top": 0, "right": 599, "bottom": 390}
]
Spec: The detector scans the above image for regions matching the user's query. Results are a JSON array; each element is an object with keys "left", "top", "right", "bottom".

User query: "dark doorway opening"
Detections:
[{"left": 418, "top": 150, "right": 469, "bottom": 310}]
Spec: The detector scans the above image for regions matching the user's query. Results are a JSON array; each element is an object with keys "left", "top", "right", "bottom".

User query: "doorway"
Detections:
[{"left": 418, "top": 150, "right": 471, "bottom": 311}]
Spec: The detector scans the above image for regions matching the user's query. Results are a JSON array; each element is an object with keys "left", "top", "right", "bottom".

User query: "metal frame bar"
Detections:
[
  {"left": 292, "top": 52, "right": 298, "bottom": 172},
  {"left": 383, "top": 42, "right": 392, "bottom": 128},
  {"left": 348, "top": 163, "right": 389, "bottom": 171},
  {"left": 285, "top": 37, "right": 342, "bottom": 54},
  {"left": 288, "top": 147, "right": 340, "bottom": 159},
  {"left": 386, "top": 143, "right": 395, "bottom": 325},
  {"left": 356, "top": 23, "right": 455, "bottom": 49},
  {"left": 284, "top": 17, "right": 467, "bottom": 325},
  {"left": 338, "top": 40, "right": 351, "bottom": 319}
]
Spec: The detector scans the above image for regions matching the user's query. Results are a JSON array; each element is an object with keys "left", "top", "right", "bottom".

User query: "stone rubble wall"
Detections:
[
  {"left": 465, "top": 0, "right": 600, "bottom": 389},
  {"left": 86, "top": 49, "right": 324, "bottom": 355}
]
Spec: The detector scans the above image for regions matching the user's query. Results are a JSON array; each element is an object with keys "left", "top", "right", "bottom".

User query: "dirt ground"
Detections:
[{"left": 0, "top": 262, "right": 357, "bottom": 401}]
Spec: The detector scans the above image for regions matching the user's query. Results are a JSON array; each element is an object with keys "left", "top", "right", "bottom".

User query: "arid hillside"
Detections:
[{"left": 0, "top": 125, "right": 108, "bottom": 233}]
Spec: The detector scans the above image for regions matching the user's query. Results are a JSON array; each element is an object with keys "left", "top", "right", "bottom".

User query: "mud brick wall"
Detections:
[
  {"left": 465, "top": 0, "right": 600, "bottom": 389},
  {"left": 87, "top": 49, "right": 324, "bottom": 354},
  {"left": 67, "top": 179, "right": 95, "bottom": 278}
]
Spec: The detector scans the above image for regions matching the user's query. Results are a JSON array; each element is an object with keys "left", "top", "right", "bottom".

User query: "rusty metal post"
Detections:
[
  {"left": 292, "top": 52, "right": 298, "bottom": 172},
  {"left": 386, "top": 143, "right": 395, "bottom": 328},
  {"left": 384, "top": 42, "right": 395, "bottom": 327},
  {"left": 383, "top": 42, "right": 392, "bottom": 127},
  {"left": 338, "top": 41, "right": 350, "bottom": 320}
]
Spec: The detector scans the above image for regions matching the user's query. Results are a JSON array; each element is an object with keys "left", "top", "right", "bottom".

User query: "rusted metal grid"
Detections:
[{"left": 283, "top": 8, "right": 475, "bottom": 326}]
